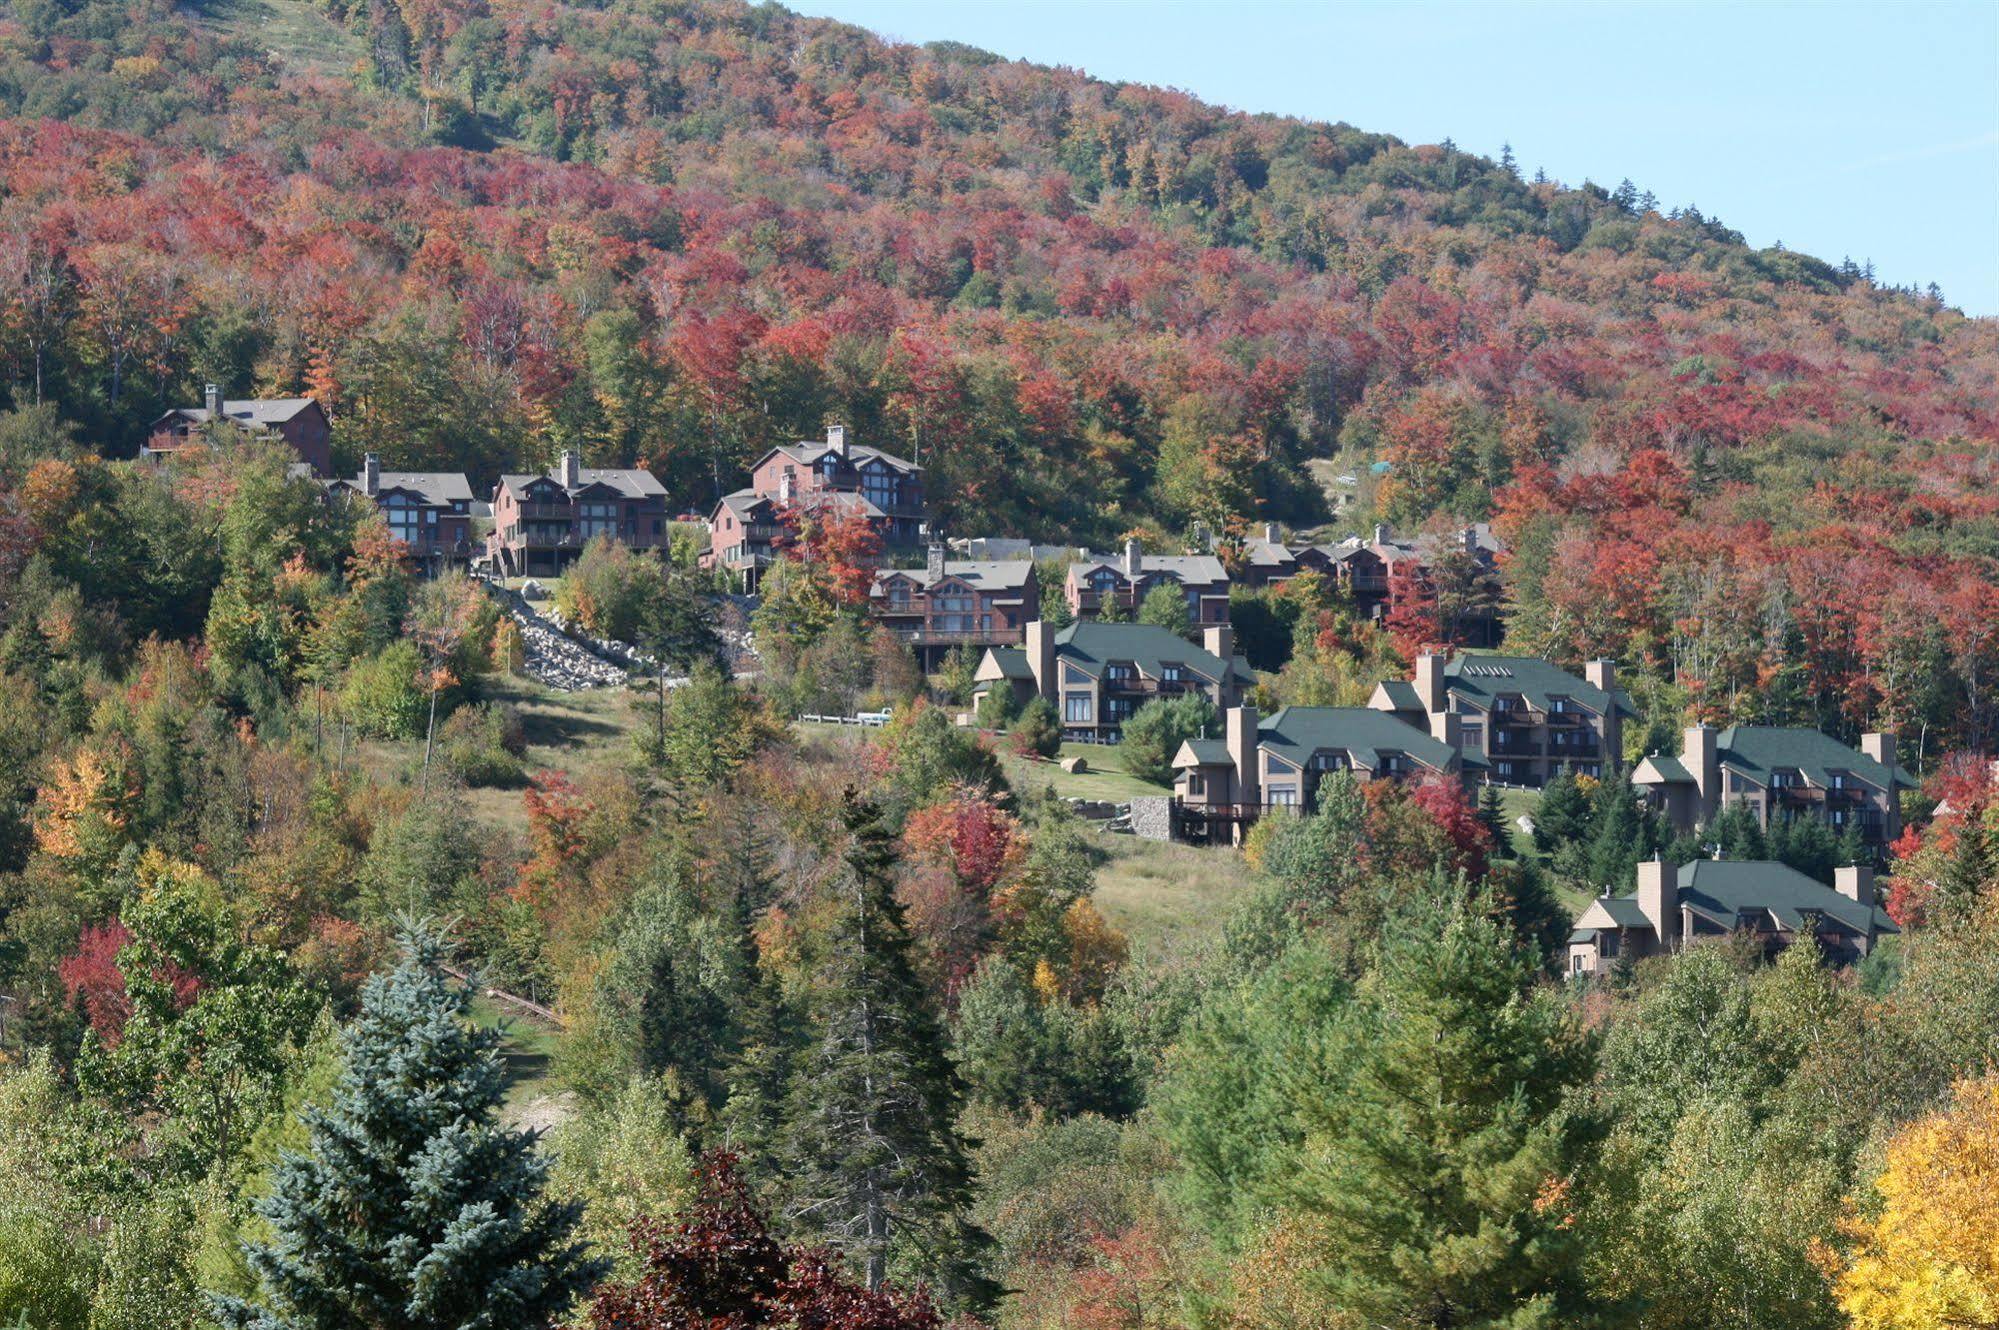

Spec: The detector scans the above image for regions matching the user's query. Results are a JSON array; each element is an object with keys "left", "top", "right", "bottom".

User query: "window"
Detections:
[
  {"left": 1493, "top": 696, "right": 1515, "bottom": 714},
  {"left": 383, "top": 494, "right": 422, "bottom": 545},
  {"left": 863, "top": 471, "right": 896, "bottom": 510},
  {"left": 580, "top": 501, "right": 618, "bottom": 539},
  {"left": 1104, "top": 663, "right": 1135, "bottom": 684},
  {"left": 1549, "top": 696, "right": 1571, "bottom": 714},
  {"left": 886, "top": 581, "right": 911, "bottom": 609},
  {"left": 1380, "top": 752, "right": 1405, "bottom": 776},
  {"left": 1092, "top": 570, "right": 1119, "bottom": 595},
  {"left": 1829, "top": 771, "right": 1850, "bottom": 790},
  {"left": 1462, "top": 725, "right": 1484, "bottom": 748},
  {"left": 1161, "top": 663, "right": 1185, "bottom": 683},
  {"left": 1269, "top": 787, "right": 1299, "bottom": 807},
  {"left": 1064, "top": 694, "right": 1093, "bottom": 723},
  {"left": 1309, "top": 751, "right": 1344, "bottom": 771},
  {"left": 1188, "top": 774, "right": 1205, "bottom": 797}
]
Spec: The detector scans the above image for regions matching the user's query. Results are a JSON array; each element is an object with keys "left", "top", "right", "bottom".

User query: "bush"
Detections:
[
  {"left": 1117, "top": 693, "right": 1216, "bottom": 785},
  {"left": 976, "top": 683, "right": 1018, "bottom": 731},
  {"left": 1011, "top": 696, "right": 1061, "bottom": 758},
  {"left": 339, "top": 641, "right": 426, "bottom": 740},
  {"left": 436, "top": 703, "right": 528, "bottom": 788}
]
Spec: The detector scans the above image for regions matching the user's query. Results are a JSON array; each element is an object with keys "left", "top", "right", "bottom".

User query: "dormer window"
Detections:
[
  {"left": 1161, "top": 663, "right": 1185, "bottom": 683},
  {"left": 1828, "top": 770, "right": 1850, "bottom": 790},
  {"left": 1771, "top": 769, "right": 1800, "bottom": 790},
  {"left": 1309, "top": 751, "right": 1344, "bottom": 771},
  {"left": 1104, "top": 663, "right": 1135, "bottom": 683},
  {"left": 1549, "top": 696, "right": 1571, "bottom": 714},
  {"left": 1092, "top": 569, "right": 1119, "bottom": 593}
]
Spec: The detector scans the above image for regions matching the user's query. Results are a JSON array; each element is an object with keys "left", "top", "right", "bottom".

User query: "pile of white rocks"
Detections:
[{"left": 490, "top": 586, "right": 634, "bottom": 692}]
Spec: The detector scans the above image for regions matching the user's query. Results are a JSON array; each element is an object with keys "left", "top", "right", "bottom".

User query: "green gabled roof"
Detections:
[
  {"left": 1634, "top": 754, "right": 1694, "bottom": 785},
  {"left": 1676, "top": 859, "right": 1897, "bottom": 937},
  {"left": 1441, "top": 654, "right": 1638, "bottom": 719},
  {"left": 1259, "top": 706, "right": 1462, "bottom": 774},
  {"left": 1377, "top": 679, "right": 1423, "bottom": 711},
  {"left": 1716, "top": 726, "right": 1916, "bottom": 791},
  {"left": 981, "top": 646, "right": 1032, "bottom": 681},
  {"left": 1174, "top": 738, "right": 1231, "bottom": 768},
  {"left": 1054, "top": 622, "right": 1242, "bottom": 684}
]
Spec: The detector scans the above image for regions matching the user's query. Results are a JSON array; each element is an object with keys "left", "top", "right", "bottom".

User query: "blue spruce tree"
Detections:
[{"left": 213, "top": 924, "right": 607, "bottom": 1329}]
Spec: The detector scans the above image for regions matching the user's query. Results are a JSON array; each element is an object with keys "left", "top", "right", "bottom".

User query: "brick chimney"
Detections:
[
  {"left": 1414, "top": 652, "right": 1446, "bottom": 716},
  {"left": 926, "top": 541, "right": 946, "bottom": 581},
  {"left": 827, "top": 424, "right": 847, "bottom": 458},
  {"left": 1123, "top": 538, "right": 1142, "bottom": 577},
  {"left": 559, "top": 449, "right": 581, "bottom": 489},
  {"left": 1636, "top": 855, "right": 1679, "bottom": 948},
  {"left": 1226, "top": 705, "right": 1261, "bottom": 810},
  {"left": 1202, "top": 623, "right": 1233, "bottom": 665},
  {"left": 1684, "top": 724, "right": 1720, "bottom": 823},
  {"left": 1025, "top": 619, "right": 1056, "bottom": 703},
  {"left": 205, "top": 383, "right": 222, "bottom": 418},
  {"left": 363, "top": 451, "right": 380, "bottom": 496},
  {"left": 1835, "top": 865, "right": 1876, "bottom": 908}
]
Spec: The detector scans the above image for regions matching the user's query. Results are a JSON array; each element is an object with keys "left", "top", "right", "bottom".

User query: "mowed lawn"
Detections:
[{"left": 1000, "top": 741, "right": 1170, "bottom": 803}]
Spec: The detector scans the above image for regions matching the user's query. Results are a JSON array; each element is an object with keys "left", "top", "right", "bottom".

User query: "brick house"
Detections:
[
  {"left": 488, "top": 451, "right": 669, "bottom": 577},
  {"left": 1065, "top": 541, "right": 1232, "bottom": 625},
  {"left": 1173, "top": 703, "right": 1479, "bottom": 823},
  {"left": 144, "top": 385, "right": 332, "bottom": 476},
  {"left": 973, "top": 621, "right": 1251, "bottom": 743},
  {"left": 1319, "top": 522, "right": 1503, "bottom": 646},
  {"left": 1568, "top": 856, "right": 1896, "bottom": 975},
  {"left": 871, "top": 545, "right": 1039, "bottom": 669},
  {"left": 703, "top": 426, "right": 927, "bottom": 589},
  {"left": 1632, "top": 725, "right": 1913, "bottom": 847},
  {"left": 1371, "top": 652, "right": 1634, "bottom": 787},
  {"left": 325, "top": 453, "right": 476, "bottom": 572}
]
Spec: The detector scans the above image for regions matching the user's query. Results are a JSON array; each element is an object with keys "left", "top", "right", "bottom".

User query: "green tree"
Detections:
[
  {"left": 783, "top": 796, "right": 997, "bottom": 1311},
  {"left": 77, "top": 862, "right": 318, "bottom": 1180},
  {"left": 1010, "top": 696, "right": 1061, "bottom": 759},
  {"left": 1117, "top": 693, "right": 1216, "bottom": 785},
  {"left": 1532, "top": 770, "right": 1594, "bottom": 853},
  {"left": 1282, "top": 885, "right": 1601, "bottom": 1326},
  {"left": 212, "top": 924, "right": 606, "bottom": 1330},
  {"left": 1135, "top": 583, "right": 1190, "bottom": 636}
]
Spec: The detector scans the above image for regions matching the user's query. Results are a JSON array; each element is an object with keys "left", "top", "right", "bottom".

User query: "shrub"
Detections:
[
  {"left": 1117, "top": 693, "right": 1216, "bottom": 785},
  {"left": 976, "top": 683, "right": 1018, "bottom": 731},
  {"left": 1011, "top": 696, "right": 1061, "bottom": 758},
  {"left": 436, "top": 703, "right": 528, "bottom": 788},
  {"left": 339, "top": 641, "right": 426, "bottom": 740}
]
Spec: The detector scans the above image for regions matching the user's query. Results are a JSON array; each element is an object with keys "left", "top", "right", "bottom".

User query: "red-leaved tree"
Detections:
[{"left": 591, "top": 1152, "right": 942, "bottom": 1330}]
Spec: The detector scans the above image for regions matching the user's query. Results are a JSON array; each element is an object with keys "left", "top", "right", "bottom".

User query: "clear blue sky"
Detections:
[{"left": 797, "top": 0, "right": 1999, "bottom": 316}]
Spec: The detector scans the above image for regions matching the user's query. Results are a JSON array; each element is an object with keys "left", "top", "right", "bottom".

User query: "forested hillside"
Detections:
[{"left": 1, "top": 1, "right": 1998, "bottom": 1327}]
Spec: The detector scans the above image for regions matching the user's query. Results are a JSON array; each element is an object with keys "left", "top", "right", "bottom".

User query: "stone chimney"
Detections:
[
  {"left": 1462, "top": 525, "right": 1478, "bottom": 553},
  {"left": 1123, "top": 538, "right": 1143, "bottom": 577},
  {"left": 1025, "top": 619, "right": 1056, "bottom": 703},
  {"left": 926, "top": 541, "right": 946, "bottom": 581},
  {"left": 1685, "top": 724, "right": 1721, "bottom": 822},
  {"left": 363, "top": 451, "right": 380, "bottom": 496},
  {"left": 1414, "top": 652, "right": 1446, "bottom": 716},
  {"left": 1835, "top": 865, "right": 1876, "bottom": 908},
  {"left": 1636, "top": 856, "right": 1679, "bottom": 948},
  {"left": 827, "top": 424, "right": 847, "bottom": 458},
  {"left": 1202, "top": 623, "right": 1233, "bottom": 665},
  {"left": 779, "top": 470, "right": 795, "bottom": 503},
  {"left": 204, "top": 383, "right": 222, "bottom": 418},
  {"left": 1226, "top": 705, "right": 1261, "bottom": 810},
  {"left": 559, "top": 449, "right": 581, "bottom": 489},
  {"left": 1265, "top": 522, "right": 1279, "bottom": 544},
  {"left": 1373, "top": 522, "right": 1392, "bottom": 546},
  {"left": 1191, "top": 520, "right": 1211, "bottom": 552}
]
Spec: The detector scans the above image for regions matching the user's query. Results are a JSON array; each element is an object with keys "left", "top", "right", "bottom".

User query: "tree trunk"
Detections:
[{"left": 421, "top": 684, "right": 440, "bottom": 791}]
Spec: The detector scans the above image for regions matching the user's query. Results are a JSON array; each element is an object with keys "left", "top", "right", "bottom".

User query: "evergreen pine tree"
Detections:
[
  {"left": 1478, "top": 782, "right": 1512, "bottom": 858},
  {"left": 782, "top": 795, "right": 998, "bottom": 1314},
  {"left": 1286, "top": 885, "right": 1599, "bottom": 1324},
  {"left": 212, "top": 924, "right": 606, "bottom": 1330},
  {"left": 1499, "top": 142, "right": 1518, "bottom": 177},
  {"left": 1714, "top": 803, "right": 1769, "bottom": 861},
  {"left": 1935, "top": 806, "right": 1992, "bottom": 925},
  {"left": 1585, "top": 776, "right": 1657, "bottom": 892},
  {"left": 1532, "top": 770, "right": 1594, "bottom": 853}
]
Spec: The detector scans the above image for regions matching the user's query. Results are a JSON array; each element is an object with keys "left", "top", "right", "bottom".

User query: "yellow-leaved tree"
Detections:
[{"left": 1833, "top": 1075, "right": 1999, "bottom": 1330}]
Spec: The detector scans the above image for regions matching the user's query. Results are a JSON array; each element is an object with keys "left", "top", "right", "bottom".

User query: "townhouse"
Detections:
[
  {"left": 972, "top": 621, "right": 1251, "bottom": 743},
  {"left": 1065, "top": 541, "right": 1231, "bottom": 625},
  {"left": 1632, "top": 725, "right": 1913, "bottom": 847},
  {"left": 703, "top": 426, "right": 928, "bottom": 589},
  {"left": 325, "top": 454, "right": 476, "bottom": 572},
  {"left": 488, "top": 451, "right": 669, "bottom": 577},
  {"left": 1172, "top": 703, "right": 1479, "bottom": 841},
  {"left": 1371, "top": 652, "right": 1634, "bottom": 787},
  {"left": 144, "top": 385, "right": 333, "bottom": 476},
  {"left": 871, "top": 546, "right": 1040, "bottom": 668},
  {"left": 1568, "top": 856, "right": 1896, "bottom": 974}
]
